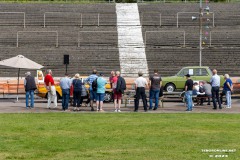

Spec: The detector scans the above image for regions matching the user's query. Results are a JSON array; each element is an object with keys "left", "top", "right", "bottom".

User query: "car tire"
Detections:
[
  {"left": 165, "top": 83, "right": 176, "bottom": 93},
  {"left": 104, "top": 92, "right": 112, "bottom": 102}
]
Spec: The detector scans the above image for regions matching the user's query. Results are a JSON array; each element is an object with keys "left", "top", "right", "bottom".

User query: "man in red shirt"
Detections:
[
  {"left": 44, "top": 69, "right": 57, "bottom": 109},
  {"left": 113, "top": 71, "right": 122, "bottom": 112}
]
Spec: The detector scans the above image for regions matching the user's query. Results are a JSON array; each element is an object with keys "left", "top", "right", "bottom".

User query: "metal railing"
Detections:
[
  {"left": 177, "top": 12, "right": 215, "bottom": 28},
  {"left": 78, "top": 31, "right": 117, "bottom": 47},
  {"left": 44, "top": 12, "right": 82, "bottom": 27},
  {"left": 16, "top": 31, "right": 58, "bottom": 47},
  {"left": 0, "top": 12, "right": 25, "bottom": 28},
  {"left": 140, "top": 12, "right": 162, "bottom": 27},
  {"left": 145, "top": 31, "right": 186, "bottom": 47}
]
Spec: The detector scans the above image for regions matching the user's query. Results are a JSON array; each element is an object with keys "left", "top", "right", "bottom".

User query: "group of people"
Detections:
[
  {"left": 23, "top": 68, "right": 233, "bottom": 112},
  {"left": 184, "top": 69, "right": 233, "bottom": 111}
]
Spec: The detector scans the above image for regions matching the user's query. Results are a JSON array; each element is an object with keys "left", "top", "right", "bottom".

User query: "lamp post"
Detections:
[{"left": 199, "top": 0, "right": 203, "bottom": 67}]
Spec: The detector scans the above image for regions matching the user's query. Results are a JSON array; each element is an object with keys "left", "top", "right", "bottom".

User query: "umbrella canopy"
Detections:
[
  {"left": 0, "top": 55, "right": 43, "bottom": 69},
  {"left": 0, "top": 55, "right": 44, "bottom": 101}
]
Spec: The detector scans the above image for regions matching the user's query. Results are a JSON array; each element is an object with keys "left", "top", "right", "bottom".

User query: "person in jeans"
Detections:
[
  {"left": 85, "top": 69, "right": 98, "bottom": 111},
  {"left": 60, "top": 73, "right": 72, "bottom": 111},
  {"left": 96, "top": 73, "right": 107, "bottom": 112},
  {"left": 185, "top": 74, "right": 193, "bottom": 111},
  {"left": 210, "top": 69, "right": 222, "bottom": 110},
  {"left": 44, "top": 69, "right": 57, "bottom": 109},
  {"left": 134, "top": 71, "right": 148, "bottom": 112},
  {"left": 72, "top": 74, "right": 82, "bottom": 111},
  {"left": 24, "top": 72, "right": 37, "bottom": 109},
  {"left": 223, "top": 74, "right": 233, "bottom": 108},
  {"left": 149, "top": 69, "right": 162, "bottom": 110}
]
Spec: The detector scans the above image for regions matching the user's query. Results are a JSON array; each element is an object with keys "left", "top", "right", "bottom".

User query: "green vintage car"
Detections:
[{"left": 162, "top": 66, "right": 224, "bottom": 92}]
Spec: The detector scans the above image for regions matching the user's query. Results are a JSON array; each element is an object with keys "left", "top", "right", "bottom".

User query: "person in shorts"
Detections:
[{"left": 96, "top": 73, "right": 107, "bottom": 112}]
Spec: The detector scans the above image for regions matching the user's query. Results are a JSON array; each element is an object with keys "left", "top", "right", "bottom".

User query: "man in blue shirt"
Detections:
[
  {"left": 85, "top": 69, "right": 98, "bottom": 111},
  {"left": 210, "top": 69, "right": 221, "bottom": 109},
  {"left": 60, "top": 73, "right": 72, "bottom": 111},
  {"left": 223, "top": 74, "right": 233, "bottom": 108},
  {"left": 96, "top": 73, "right": 107, "bottom": 112}
]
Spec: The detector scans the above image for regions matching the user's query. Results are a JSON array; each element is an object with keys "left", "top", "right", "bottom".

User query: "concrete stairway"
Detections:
[{"left": 116, "top": 3, "right": 148, "bottom": 77}]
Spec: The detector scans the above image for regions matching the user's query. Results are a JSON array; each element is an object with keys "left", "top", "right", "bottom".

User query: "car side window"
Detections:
[
  {"left": 179, "top": 69, "right": 189, "bottom": 76},
  {"left": 194, "top": 68, "right": 208, "bottom": 76}
]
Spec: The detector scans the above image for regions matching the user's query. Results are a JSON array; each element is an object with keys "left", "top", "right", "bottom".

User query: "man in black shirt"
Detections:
[
  {"left": 185, "top": 74, "right": 193, "bottom": 111},
  {"left": 149, "top": 69, "right": 162, "bottom": 110}
]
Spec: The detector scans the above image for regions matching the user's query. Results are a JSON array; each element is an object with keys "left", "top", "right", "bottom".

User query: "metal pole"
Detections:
[
  {"left": 44, "top": 13, "right": 46, "bottom": 28},
  {"left": 23, "top": 13, "right": 26, "bottom": 28},
  {"left": 80, "top": 13, "right": 83, "bottom": 27},
  {"left": 56, "top": 31, "right": 58, "bottom": 47},
  {"left": 199, "top": 0, "right": 202, "bottom": 67},
  {"left": 210, "top": 31, "right": 212, "bottom": 47},
  {"left": 17, "top": 32, "right": 19, "bottom": 47},
  {"left": 177, "top": 13, "right": 179, "bottom": 28},
  {"left": 98, "top": 13, "right": 99, "bottom": 27},
  {"left": 183, "top": 31, "right": 185, "bottom": 47},
  {"left": 16, "top": 68, "right": 20, "bottom": 101},
  {"left": 159, "top": 13, "right": 161, "bottom": 27}
]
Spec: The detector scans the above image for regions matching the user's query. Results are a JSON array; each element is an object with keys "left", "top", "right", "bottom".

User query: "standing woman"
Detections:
[
  {"left": 223, "top": 74, "right": 233, "bottom": 108},
  {"left": 72, "top": 74, "right": 82, "bottom": 111}
]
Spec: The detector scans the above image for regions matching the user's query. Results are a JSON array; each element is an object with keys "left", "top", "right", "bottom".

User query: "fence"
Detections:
[
  {"left": 145, "top": 31, "right": 186, "bottom": 47},
  {"left": 210, "top": 31, "right": 240, "bottom": 47},
  {"left": 0, "top": 12, "right": 25, "bottom": 28},
  {"left": 177, "top": 12, "right": 215, "bottom": 28}
]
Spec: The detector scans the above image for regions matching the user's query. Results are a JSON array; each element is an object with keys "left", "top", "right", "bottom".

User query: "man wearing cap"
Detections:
[
  {"left": 24, "top": 72, "right": 37, "bottom": 109},
  {"left": 185, "top": 74, "right": 193, "bottom": 111},
  {"left": 60, "top": 73, "right": 72, "bottom": 111},
  {"left": 134, "top": 71, "right": 148, "bottom": 112},
  {"left": 210, "top": 69, "right": 221, "bottom": 109}
]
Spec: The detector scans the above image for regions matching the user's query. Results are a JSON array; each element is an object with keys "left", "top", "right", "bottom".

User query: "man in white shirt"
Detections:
[
  {"left": 134, "top": 71, "right": 149, "bottom": 112},
  {"left": 210, "top": 69, "right": 221, "bottom": 109}
]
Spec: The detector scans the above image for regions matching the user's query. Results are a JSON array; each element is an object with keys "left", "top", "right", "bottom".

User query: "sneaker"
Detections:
[
  {"left": 153, "top": 107, "right": 157, "bottom": 110},
  {"left": 134, "top": 110, "right": 138, "bottom": 112},
  {"left": 99, "top": 109, "right": 104, "bottom": 112},
  {"left": 91, "top": 107, "right": 94, "bottom": 111},
  {"left": 114, "top": 109, "right": 118, "bottom": 112},
  {"left": 118, "top": 110, "right": 121, "bottom": 112}
]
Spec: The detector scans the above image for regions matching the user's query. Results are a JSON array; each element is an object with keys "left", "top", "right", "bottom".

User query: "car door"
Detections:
[
  {"left": 193, "top": 68, "right": 211, "bottom": 82},
  {"left": 176, "top": 68, "right": 193, "bottom": 89}
]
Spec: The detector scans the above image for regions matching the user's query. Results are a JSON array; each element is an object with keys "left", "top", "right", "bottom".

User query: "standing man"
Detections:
[
  {"left": 24, "top": 72, "right": 37, "bottom": 109},
  {"left": 109, "top": 71, "right": 115, "bottom": 89},
  {"left": 185, "top": 74, "right": 193, "bottom": 111},
  {"left": 44, "top": 69, "right": 57, "bottom": 109},
  {"left": 96, "top": 73, "right": 107, "bottom": 112},
  {"left": 210, "top": 69, "right": 222, "bottom": 110},
  {"left": 85, "top": 69, "right": 98, "bottom": 111},
  {"left": 115, "top": 71, "right": 126, "bottom": 112},
  {"left": 149, "top": 69, "right": 162, "bottom": 110},
  {"left": 223, "top": 74, "right": 233, "bottom": 108},
  {"left": 60, "top": 73, "right": 72, "bottom": 111},
  {"left": 202, "top": 81, "right": 212, "bottom": 105},
  {"left": 134, "top": 71, "right": 148, "bottom": 112}
]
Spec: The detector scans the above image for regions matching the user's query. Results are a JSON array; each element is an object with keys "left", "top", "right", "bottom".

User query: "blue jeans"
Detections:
[
  {"left": 149, "top": 89, "right": 160, "bottom": 109},
  {"left": 226, "top": 91, "right": 231, "bottom": 107},
  {"left": 185, "top": 91, "right": 193, "bottom": 111},
  {"left": 62, "top": 89, "right": 70, "bottom": 110},
  {"left": 26, "top": 90, "right": 34, "bottom": 108},
  {"left": 96, "top": 93, "right": 105, "bottom": 102}
]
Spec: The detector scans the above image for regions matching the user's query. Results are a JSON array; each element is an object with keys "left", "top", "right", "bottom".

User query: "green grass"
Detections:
[{"left": 0, "top": 113, "right": 239, "bottom": 160}]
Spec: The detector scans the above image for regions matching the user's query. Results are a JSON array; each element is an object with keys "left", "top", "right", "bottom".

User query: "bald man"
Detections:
[{"left": 210, "top": 69, "right": 221, "bottom": 109}]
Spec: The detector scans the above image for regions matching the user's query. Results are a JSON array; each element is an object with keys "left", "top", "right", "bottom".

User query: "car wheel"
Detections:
[
  {"left": 165, "top": 83, "right": 176, "bottom": 93},
  {"left": 104, "top": 92, "right": 112, "bottom": 102}
]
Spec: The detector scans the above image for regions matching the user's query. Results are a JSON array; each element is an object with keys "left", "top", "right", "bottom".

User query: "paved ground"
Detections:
[{"left": 0, "top": 98, "right": 239, "bottom": 113}]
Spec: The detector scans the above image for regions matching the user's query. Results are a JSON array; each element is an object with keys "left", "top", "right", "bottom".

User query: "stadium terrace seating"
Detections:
[{"left": 0, "top": 3, "right": 240, "bottom": 78}]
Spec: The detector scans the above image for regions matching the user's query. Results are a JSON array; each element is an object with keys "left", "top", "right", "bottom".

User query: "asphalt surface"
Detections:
[{"left": 0, "top": 98, "right": 239, "bottom": 113}]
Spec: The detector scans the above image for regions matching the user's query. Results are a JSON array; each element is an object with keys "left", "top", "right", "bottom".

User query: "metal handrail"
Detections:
[
  {"left": 0, "top": 12, "right": 25, "bottom": 28},
  {"left": 177, "top": 12, "right": 214, "bottom": 28},
  {"left": 145, "top": 31, "right": 186, "bottom": 47}
]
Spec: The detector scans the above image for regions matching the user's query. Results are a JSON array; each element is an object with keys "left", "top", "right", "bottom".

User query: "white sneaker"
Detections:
[
  {"left": 118, "top": 110, "right": 121, "bottom": 112},
  {"left": 114, "top": 109, "right": 118, "bottom": 112}
]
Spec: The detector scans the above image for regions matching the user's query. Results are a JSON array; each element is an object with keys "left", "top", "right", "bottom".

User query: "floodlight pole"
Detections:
[{"left": 199, "top": 0, "right": 203, "bottom": 67}]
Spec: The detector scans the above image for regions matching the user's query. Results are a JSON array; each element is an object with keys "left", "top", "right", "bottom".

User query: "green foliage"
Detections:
[{"left": 0, "top": 113, "right": 239, "bottom": 159}]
